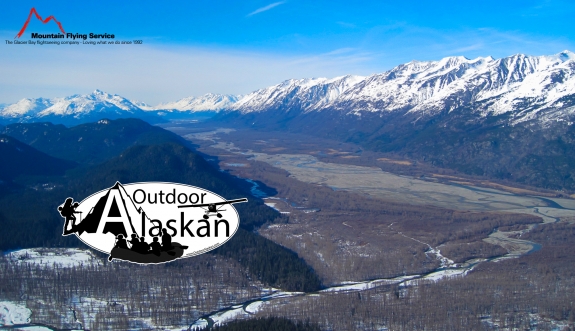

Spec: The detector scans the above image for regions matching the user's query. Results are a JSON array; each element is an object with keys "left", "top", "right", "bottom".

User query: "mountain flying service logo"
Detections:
[
  {"left": 14, "top": 7, "right": 116, "bottom": 41},
  {"left": 58, "top": 182, "right": 247, "bottom": 264},
  {"left": 15, "top": 7, "right": 66, "bottom": 39}
]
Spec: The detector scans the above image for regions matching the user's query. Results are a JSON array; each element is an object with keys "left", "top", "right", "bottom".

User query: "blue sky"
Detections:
[{"left": 1, "top": 0, "right": 574, "bottom": 104}]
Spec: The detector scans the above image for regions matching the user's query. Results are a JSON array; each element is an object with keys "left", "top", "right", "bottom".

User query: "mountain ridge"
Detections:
[
  {"left": 1, "top": 118, "right": 187, "bottom": 164},
  {"left": 0, "top": 90, "right": 238, "bottom": 125},
  {"left": 228, "top": 50, "right": 575, "bottom": 128},
  {"left": 211, "top": 51, "right": 575, "bottom": 192},
  {"left": 0, "top": 134, "right": 77, "bottom": 183},
  {"left": 3, "top": 51, "right": 574, "bottom": 128}
]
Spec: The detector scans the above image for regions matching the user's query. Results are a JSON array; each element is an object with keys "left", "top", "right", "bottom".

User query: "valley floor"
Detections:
[{"left": 2, "top": 123, "right": 575, "bottom": 330}]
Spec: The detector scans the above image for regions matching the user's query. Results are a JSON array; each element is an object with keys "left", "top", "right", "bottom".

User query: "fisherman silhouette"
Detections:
[
  {"left": 114, "top": 234, "right": 128, "bottom": 249},
  {"left": 59, "top": 198, "right": 80, "bottom": 235},
  {"left": 161, "top": 228, "right": 173, "bottom": 250},
  {"left": 149, "top": 237, "right": 161, "bottom": 256},
  {"left": 140, "top": 237, "right": 150, "bottom": 253}
]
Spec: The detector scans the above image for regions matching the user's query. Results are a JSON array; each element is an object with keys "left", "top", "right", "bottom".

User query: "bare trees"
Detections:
[
  {"left": 0, "top": 254, "right": 266, "bottom": 330},
  {"left": 252, "top": 222, "right": 575, "bottom": 330}
]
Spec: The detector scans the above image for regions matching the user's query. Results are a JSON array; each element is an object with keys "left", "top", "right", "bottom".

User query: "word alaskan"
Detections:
[{"left": 58, "top": 182, "right": 245, "bottom": 264}]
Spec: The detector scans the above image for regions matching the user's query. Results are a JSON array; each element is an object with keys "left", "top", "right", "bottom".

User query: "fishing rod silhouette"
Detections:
[{"left": 178, "top": 198, "right": 248, "bottom": 218}]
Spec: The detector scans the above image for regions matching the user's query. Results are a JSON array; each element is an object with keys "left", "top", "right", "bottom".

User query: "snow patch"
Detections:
[
  {"left": 0, "top": 301, "right": 32, "bottom": 325},
  {"left": 245, "top": 301, "right": 264, "bottom": 314},
  {"left": 6, "top": 248, "right": 100, "bottom": 268}
]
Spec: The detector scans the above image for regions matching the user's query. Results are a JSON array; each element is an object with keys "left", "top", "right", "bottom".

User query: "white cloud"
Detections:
[
  {"left": 0, "top": 40, "right": 378, "bottom": 104},
  {"left": 246, "top": 1, "right": 286, "bottom": 17}
]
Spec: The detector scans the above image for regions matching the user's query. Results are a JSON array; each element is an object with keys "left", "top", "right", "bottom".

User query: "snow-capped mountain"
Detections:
[
  {"left": 0, "top": 91, "right": 240, "bottom": 125},
  {"left": 150, "top": 93, "right": 240, "bottom": 112},
  {"left": 0, "top": 98, "right": 54, "bottom": 119},
  {"left": 2, "top": 51, "right": 575, "bottom": 128},
  {"left": 45, "top": 89, "right": 142, "bottom": 115},
  {"left": 217, "top": 51, "right": 575, "bottom": 192},
  {"left": 232, "top": 75, "right": 364, "bottom": 112},
  {"left": 231, "top": 51, "right": 575, "bottom": 127},
  {"left": 0, "top": 90, "right": 142, "bottom": 121}
]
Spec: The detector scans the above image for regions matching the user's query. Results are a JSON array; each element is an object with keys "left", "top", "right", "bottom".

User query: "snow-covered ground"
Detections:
[
  {"left": 0, "top": 301, "right": 54, "bottom": 330},
  {"left": 244, "top": 301, "right": 264, "bottom": 314},
  {"left": 320, "top": 275, "right": 419, "bottom": 293},
  {"left": 6, "top": 248, "right": 101, "bottom": 268},
  {"left": 211, "top": 305, "right": 246, "bottom": 326},
  {"left": 404, "top": 268, "right": 471, "bottom": 285},
  {"left": 0, "top": 301, "right": 31, "bottom": 325},
  {"left": 189, "top": 318, "right": 209, "bottom": 330}
]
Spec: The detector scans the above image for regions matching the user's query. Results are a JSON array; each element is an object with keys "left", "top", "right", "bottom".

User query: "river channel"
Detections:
[
  {"left": 5, "top": 129, "right": 574, "bottom": 330},
  {"left": 183, "top": 128, "right": 575, "bottom": 329},
  {"left": 188, "top": 230, "right": 543, "bottom": 330}
]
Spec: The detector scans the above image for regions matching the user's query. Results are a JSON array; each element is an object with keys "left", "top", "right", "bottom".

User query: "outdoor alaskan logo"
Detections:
[{"left": 58, "top": 182, "right": 247, "bottom": 264}]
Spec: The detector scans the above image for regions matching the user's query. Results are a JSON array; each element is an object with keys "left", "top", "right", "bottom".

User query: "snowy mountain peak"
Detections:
[
  {"left": 0, "top": 90, "right": 143, "bottom": 122},
  {"left": 437, "top": 55, "right": 471, "bottom": 67},
  {"left": 0, "top": 98, "right": 54, "bottom": 118},
  {"left": 232, "top": 74, "right": 366, "bottom": 113},
  {"left": 0, "top": 90, "right": 243, "bottom": 124},
  {"left": 3, "top": 51, "right": 575, "bottom": 127},
  {"left": 89, "top": 89, "right": 118, "bottom": 101},
  {"left": 152, "top": 93, "right": 240, "bottom": 112},
  {"left": 556, "top": 50, "right": 574, "bottom": 61},
  {"left": 230, "top": 51, "right": 575, "bottom": 126},
  {"left": 130, "top": 100, "right": 154, "bottom": 109}
]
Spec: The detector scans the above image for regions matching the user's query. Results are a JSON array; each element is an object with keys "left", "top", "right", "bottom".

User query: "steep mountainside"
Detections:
[
  {"left": 231, "top": 75, "right": 365, "bottom": 113},
  {"left": 3, "top": 52, "right": 575, "bottom": 190},
  {"left": 230, "top": 51, "right": 575, "bottom": 127},
  {"left": 1, "top": 118, "right": 186, "bottom": 164},
  {"left": 0, "top": 121, "right": 321, "bottom": 291},
  {"left": 0, "top": 134, "right": 76, "bottom": 182},
  {"left": 218, "top": 51, "right": 575, "bottom": 191}
]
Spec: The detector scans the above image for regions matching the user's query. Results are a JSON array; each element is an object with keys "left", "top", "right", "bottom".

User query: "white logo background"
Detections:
[{"left": 70, "top": 182, "right": 241, "bottom": 260}]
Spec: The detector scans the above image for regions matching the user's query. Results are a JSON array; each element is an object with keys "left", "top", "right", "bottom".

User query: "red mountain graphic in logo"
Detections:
[{"left": 15, "top": 7, "right": 66, "bottom": 39}]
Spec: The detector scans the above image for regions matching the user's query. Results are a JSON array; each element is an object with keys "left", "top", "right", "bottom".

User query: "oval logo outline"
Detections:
[{"left": 58, "top": 181, "right": 245, "bottom": 264}]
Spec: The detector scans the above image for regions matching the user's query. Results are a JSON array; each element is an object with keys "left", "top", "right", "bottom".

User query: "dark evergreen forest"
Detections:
[{"left": 0, "top": 119, "right": 322, "bottom": 292}]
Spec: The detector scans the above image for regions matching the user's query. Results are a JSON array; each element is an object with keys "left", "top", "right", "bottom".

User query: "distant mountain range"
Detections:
[
  {"left": 216, "top": 50, "right": 575, "bottom": 192},
  {"left": 3, "top": 51, "right": 575, "bottom": 191},
  {"left": 2, "top": 51, "right": 575, "bottom": 128},
  {"left": 0, "top": 90, "right": 237, "bottom": 125},
  {"left": 137, "top": 93, "right": 240, "bottom": 112},
  {"left": 228, "top": 50, "right": 575, "bottom": 127}
]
